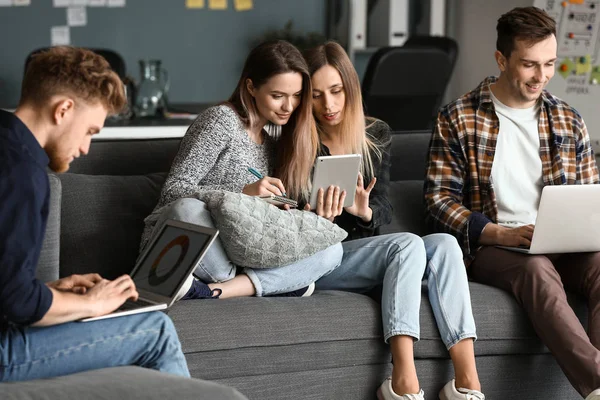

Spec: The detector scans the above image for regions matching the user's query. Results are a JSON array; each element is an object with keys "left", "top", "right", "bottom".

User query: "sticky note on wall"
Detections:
[
  {"left": 209, "top": 0, "right": 227, "bottom": 9},
  {"left": 558, "top": 58, "right": 576, "bottom": 78},
  {"left": 186, "top": 0, "right": 205, "bottom": 8},
  {"left": 51, "top": 26, "right": 70, "bottom": 46},
  {"left": 234, "top": 0, "right": 252, "bottom": 11},
  {"left": 590, "top": 66, "right": 600, "bottom": 85},
  {"left": 576, "top": 55, "right": 592, "bottom": 75}
]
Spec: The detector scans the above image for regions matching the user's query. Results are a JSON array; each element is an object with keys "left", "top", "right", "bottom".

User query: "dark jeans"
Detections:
[{"left": 470, "top": 247, "right": 600, "bottom": 397}]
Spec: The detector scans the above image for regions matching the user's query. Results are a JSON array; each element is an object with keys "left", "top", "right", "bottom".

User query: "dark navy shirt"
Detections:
[{"left": 0, "top": 110, "right": 53, "bottom": 327}]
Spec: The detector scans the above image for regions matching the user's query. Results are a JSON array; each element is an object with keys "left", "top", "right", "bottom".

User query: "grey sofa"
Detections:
[{"left": 8, "top": 132, "right": 589, "bottom": 399}]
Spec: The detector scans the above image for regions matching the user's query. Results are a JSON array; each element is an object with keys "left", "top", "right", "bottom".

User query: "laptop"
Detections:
[
  {"left": 496, "top": 185, "right": 600, "bottom": 254},
  {"left": 81, "top": 219, "right": 218, "bottom": 322}
]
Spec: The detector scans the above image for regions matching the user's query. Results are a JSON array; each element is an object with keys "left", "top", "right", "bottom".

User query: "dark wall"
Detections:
[{"left": 0, "top": 0, "right": 326, "bottom": 107}]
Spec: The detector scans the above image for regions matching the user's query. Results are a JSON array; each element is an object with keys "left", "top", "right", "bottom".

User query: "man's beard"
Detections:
[{"left": 45, "top": 144, "right": 70, "bottom": 173}]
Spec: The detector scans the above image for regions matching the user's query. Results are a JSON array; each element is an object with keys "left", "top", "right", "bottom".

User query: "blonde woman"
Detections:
[
  {"left": 141, "top": 41, "right": 342, "bottom": 300},
  {"left": 304, "top": 42, "right": 485, "bottom": 400}
]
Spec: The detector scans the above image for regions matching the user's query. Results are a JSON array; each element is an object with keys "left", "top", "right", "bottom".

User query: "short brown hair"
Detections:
[
  {"left": 20, "top": 46, "right": 126, "bottom": 114},
  {"left": 496, "top": 7, "right": 556, "bottom": 58}
]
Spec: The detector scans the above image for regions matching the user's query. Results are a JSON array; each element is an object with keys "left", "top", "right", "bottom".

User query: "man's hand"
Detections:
[
  {"left": 83, "top": 275, "right": 139, "bottom": 318},
  {"left": 344, "top": 173, "right": 375, "bottom": 222},
  {"left": 479, "top": 223, "right": 534, "bottom": 247},
  {"left": 34, "top": 274, "right": 139, "bottom": 326},
  {"left": 242, "top": 176, "right": 286, "bottom": 197},
  {"left": 304, "top": 185, "right": 346, "bottom": 222},
  {"left": 47, "top": 273, "right": 102, "bottom": 294}
]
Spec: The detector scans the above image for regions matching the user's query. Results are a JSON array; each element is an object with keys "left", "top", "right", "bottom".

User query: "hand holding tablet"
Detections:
[{"left": 308, "top": 154, "right": 362, "bottom": 210}]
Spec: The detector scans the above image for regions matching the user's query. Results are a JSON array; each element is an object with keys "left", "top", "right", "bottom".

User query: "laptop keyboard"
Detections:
[{"left": 117, "top": 298, "right": 157, "bottom": 311}]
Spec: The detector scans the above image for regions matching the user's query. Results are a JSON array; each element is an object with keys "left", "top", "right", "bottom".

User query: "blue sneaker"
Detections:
[
  {"left": 267, "top": 282, "right": 315, "bottom": 297},
  {"left": 181, "top": 279, "right": 222, "bottom": 300}
]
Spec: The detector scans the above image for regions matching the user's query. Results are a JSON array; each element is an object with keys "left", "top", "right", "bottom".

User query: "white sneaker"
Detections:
[
  {"left": 377, "top": 377, "right": 425, "bottom": 400},
  {"left": 439, "top": 379, "right": 485, "bottom": 400},
  {"left": 585, "top": 388, "right": 600, "bottom": 400}
]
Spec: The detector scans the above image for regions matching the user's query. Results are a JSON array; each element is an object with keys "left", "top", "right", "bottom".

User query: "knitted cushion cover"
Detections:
[{"left": 195, "top": 190, "right": 347, "bottom": 268}]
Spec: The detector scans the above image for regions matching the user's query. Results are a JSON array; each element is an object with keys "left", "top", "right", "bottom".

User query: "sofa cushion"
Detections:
[
  {"left": 36, "top": 173, "right": 61, "bottom": 283},
  {"left": 59, "top": 173, "right": 165, "bottom": 279},
  {"left": 167, "top": 290, "right": 389, "bottom": 380},
  {"left": 380, "top": 180, "right": 430, "bottom": 236},
  {"left": 0, "top": 366, "right": 247, "bottom": 400},
  {"left": 389, "top": 132, "right": 431, "bottom": 181},
  {"left": 167, "top": 282, "right": 587, "bottom": 381},
  {"left": 67, "top": 138, "right": 181, "bottom": 175}
]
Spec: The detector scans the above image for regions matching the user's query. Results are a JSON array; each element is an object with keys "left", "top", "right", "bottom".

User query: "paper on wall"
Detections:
[
  {"left": 51, "top": 26, "right": 71, "bottom": 46},
  {"left": 186, "top": 0, "right": 205, "bottom": 8},
  {"left": 67, "top": 6, "right": 87, "bottom": 26},
  {"left": 12, "top": 0, "right": 31, "bottom": 5},
  {"left": 53, "top": 0, "right": 70, "bottom": 7},
  {"left": 234, "top": 0, "right": 252, "bottom": 11},
  {"left": 107, "top": 0, "right": 125, "bottom": 7},
  {"left": 208, "top": 0, "right": 226, "bottom": 10},
  {"left": 0, "top": 0, "right": 12, "bottom": 6},
  {"left": 88, "top": 0, "right": 107, "bottom": 6},
  {"left": 71, "top": 0, "right": 89, "bottom": 5}
]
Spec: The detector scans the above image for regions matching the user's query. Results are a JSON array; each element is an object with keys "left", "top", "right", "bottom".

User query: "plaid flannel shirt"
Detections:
[{"left": 424, "top": 76, "right": 599, "bottom": 260}]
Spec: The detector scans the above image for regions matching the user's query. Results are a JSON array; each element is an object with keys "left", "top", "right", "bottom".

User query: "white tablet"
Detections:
[{"left": 309, "top": 154, "right": 361, "bottom": 210}]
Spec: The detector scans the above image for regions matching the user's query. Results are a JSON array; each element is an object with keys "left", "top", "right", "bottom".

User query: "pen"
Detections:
[
  {"left": 247, "top": 167, "right": 263, "bottom": 180},
  {"left": 247, "top": 167, "right": 286, "bottom": 197}
]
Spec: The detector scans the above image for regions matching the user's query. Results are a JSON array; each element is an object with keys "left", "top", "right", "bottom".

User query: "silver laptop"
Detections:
[
  {"left": 81, "top": 219, "right": 218, "bottom": 322},
  {"left": 497, "top": 185, "right": 600, "bottom": 254}
]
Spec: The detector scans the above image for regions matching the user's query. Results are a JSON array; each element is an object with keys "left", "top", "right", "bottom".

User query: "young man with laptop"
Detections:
[
  {"left": 424, "top": 7, "right": 600, "bottom": 400},
  {"left": 0, "top": 47, "right": 236, "bottom": 395}
]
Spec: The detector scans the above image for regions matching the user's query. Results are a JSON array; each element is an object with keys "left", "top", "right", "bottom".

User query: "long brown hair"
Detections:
[
  {"left": 228, "top": 40, "right": 317, "bottom": 201},
  {"left": 303, "top": 41, "right": 381, "bottom": 181}
]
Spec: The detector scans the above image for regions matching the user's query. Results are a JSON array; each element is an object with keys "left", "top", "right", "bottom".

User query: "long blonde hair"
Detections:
[
  {"left": 228, "top": 40, "right": 317, "bottom": 201},
  {"left": 304, "top": 41, "right": 382, "bottom": 181}
]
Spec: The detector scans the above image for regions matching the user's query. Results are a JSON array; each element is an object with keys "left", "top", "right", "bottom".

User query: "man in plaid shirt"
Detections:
[{"left": 425, "top": 6, "right": 600, "bottom": 400}]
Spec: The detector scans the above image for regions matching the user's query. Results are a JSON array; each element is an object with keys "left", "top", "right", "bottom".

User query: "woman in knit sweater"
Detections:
[
  {"left": 303, "top": 42, "right": 485, "bottom": 400},
  {"left": 141, "top": 41, "right": 344, "bottom": 300}
]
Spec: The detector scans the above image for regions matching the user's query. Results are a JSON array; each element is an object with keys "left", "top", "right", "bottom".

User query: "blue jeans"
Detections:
[
  {"left": 147, "top": 198, "right": 343, "bottom": 296},
  {"left": 0, "top": 312, "right": 189, "bottom": 382},
  {"left": 316, "top": 233, "right": 477, "bottom": 349}
]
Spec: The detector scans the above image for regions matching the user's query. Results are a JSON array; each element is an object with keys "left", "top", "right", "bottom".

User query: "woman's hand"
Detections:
[
  {"left": 242, "top": 176, "right": 286, "bottom": 197},
  {"left": 344, "top": 173, "right": 376, "bottom": 222},
  {"left": 304, "top": 185, "right": 346, "bottom": 222}
]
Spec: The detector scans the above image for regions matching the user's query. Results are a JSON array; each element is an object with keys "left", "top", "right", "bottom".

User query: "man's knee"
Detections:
[
  {"left": 514, "top": 256, "right": 563, "bottom": 293},
  {"left": 147, "top": 312, "right": 179, "bottom": 338}
]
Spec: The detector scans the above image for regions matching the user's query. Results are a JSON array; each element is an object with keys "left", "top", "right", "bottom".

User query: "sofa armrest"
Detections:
[
  {"left": 36, "top": 173, "right": 61, "bottom": 283},
  {"left": 0, "top": 366, "right": 247, "bottom": 400}
]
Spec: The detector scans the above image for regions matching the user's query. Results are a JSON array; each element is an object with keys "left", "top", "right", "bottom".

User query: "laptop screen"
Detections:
[{"left": 132, "top": 225, "right": 212, "bottom": 297}]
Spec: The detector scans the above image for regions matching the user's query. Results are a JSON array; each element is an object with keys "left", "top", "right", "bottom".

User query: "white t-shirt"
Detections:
[{"left": 490, "top": 91, "right": 543, "bottom": 227}]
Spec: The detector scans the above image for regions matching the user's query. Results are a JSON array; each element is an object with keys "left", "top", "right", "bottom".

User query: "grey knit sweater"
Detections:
[{"left": 141, "top": 105, "right": 276, "bottom": 247}]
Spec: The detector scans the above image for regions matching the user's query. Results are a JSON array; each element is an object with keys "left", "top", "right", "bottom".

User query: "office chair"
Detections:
[
  {"left": 24, "top": 48, "right": 127, "bottom": 79},
  {"left": 403, "top": 35, "right": 459, "bottom": 67},
  {"left": 362, "top": 37, "right": 458, "bottom": 131}
]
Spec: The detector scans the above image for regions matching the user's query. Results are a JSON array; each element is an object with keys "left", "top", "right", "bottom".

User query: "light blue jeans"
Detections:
[
  {"left": 316, "top": 233, "right": 477, "bottom": 349},
  {"left": 0, "top": 312, "right": 189, "bottom": 382},
  {"left": 148, "top": 198, "right": 343, "bottom": 296}
]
